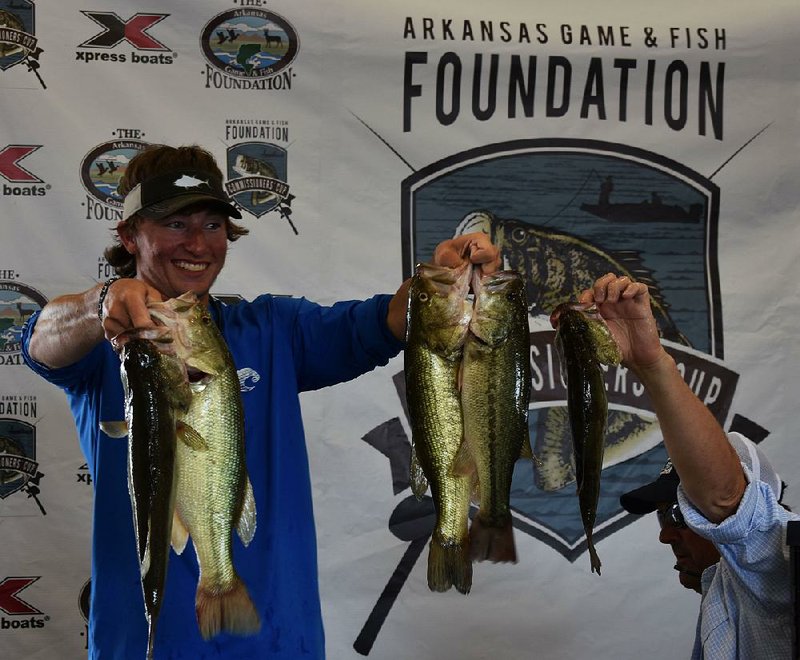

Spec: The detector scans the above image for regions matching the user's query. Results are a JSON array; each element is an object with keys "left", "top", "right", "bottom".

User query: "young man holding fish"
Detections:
[
  {"left": 21, "top": 144, "right": 500, "bottom": 659},
  {"left": 585, "top": 273, "right": 796, "bottom": 659}
]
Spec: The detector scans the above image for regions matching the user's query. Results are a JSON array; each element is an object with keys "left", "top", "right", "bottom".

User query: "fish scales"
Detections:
[
  {"left": 148, "top": 293, "right": 260, "bottom": 640},
  {"left": 461, "top": 270, "right": 531, "bottom": 563},
  {"left": 405, "top": 262, "right": 474, "bottom": 594},
  {"left": 553, "top": 303, "right": 621, "bottom": 575}
]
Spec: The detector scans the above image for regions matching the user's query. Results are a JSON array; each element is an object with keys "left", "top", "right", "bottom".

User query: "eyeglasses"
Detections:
[{"left": 656, "top": 502, "right": 687, "bottom": 529}]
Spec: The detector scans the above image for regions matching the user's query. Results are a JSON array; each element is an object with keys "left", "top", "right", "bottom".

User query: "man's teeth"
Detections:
[{"left": 175, "top": 261, "right": 207, "bottom": 272}]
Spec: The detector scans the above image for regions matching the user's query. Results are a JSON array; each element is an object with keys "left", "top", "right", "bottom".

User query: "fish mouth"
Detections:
[
  {"left": 186, "top": 365, "right": 212, "bottom": 390},
  {"left": 549, "top": 302, "right": 597, "bottom": 327}
]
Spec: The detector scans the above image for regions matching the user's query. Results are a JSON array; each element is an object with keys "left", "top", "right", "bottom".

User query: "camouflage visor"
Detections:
[{"left": 122, "top": 169, "right": 242, "bottom": 222}]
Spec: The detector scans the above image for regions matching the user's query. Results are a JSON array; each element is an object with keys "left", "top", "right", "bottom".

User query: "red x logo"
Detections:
[
  {"left": 79, "top": 12, "right": 169, "bottom": 51},
  {"left": 0, "top": 577, "right": 42, "bottom": 615},
  {"left": 0, "top": 145, "right": 42, "bottom": 183}
]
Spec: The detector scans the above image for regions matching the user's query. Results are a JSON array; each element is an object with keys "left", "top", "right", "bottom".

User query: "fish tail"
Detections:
[
  {"left": 195, "top": 577, "right": 262, "bottom": 640},
  {"left": 468, "top": 514, "right": 517, "bottom": 564},
  {"left": 587, "top": 535, "right": 602, "bottom": 575},
  {"left": 427, "top": 538, "right": 472, "bottom": 595}
]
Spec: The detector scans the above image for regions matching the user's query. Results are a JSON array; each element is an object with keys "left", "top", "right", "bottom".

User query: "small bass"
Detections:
[
  {"left": 551, "top": 302, "right": 621, "bottom": 575},
  {"left": 103, "top": 337, "right": 191, "bottom": 659}
]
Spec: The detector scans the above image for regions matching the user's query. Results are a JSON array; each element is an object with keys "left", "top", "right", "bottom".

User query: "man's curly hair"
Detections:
[{"left": 104, "top": 144, "right": 248, "bottom": 278}]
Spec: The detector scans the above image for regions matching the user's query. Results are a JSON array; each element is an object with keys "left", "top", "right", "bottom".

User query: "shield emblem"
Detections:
[
  {"left": 0, "top": 1, "right": 34, "bottom": 72},
  {"left": 400, "top": 138, "right": 733, "bottom": 563},
  {"left": 0, "top": 418, "right": 37, "bottom": 500},
  {"left": 226, "top": 142, "right": 289, "bottom": 218}
]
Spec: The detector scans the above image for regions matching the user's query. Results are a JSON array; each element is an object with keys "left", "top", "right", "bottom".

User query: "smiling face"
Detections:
[{"left": 118, "top": 203, "right": 229, "bottom": 304}]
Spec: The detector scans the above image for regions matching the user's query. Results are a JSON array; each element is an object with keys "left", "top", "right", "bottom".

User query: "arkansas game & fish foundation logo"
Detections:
[
  {"left": 0, "top": 417, "right": 45, "bottom": 515},
  {"left": 0, "top": 0, "right": 44, "bottom": 88},
  {"left": 225, "top": 140, "right": 296, "bottom": 232},
  {"left": 350, "top": 137, "right": 764, "bottom": 654},
  {"left": 80, "top": 136, "right": 149, "bottom": 221},
  {"left": 201, "top": 7, "right": 299, "bottom": 90},
  {"left": 0, "top": 278, "right": 46, "bottom": 364},
  {"left": 397, "top": 138, "right": 728, "bottom": 561}
]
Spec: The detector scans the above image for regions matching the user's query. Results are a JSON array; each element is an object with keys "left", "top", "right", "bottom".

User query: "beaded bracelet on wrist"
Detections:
[{"left": 97, "top": 276, "right": 121, "bottom": 322}]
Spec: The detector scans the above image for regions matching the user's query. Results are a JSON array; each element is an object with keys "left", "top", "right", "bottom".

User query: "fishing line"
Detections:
[
  {"left": 349, "top": 111, "right": 417, "bottom": 172},
  {"left": 708, "top": 122, "right": 772, "bottom": 180},
  {"left": 539, "top": 167, "right": 598, "bottom": 227}
]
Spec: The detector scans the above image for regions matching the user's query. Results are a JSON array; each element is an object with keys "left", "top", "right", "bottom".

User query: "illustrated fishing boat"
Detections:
[{"left": 581, "top": 176, "right": 703, "bottom": 223}]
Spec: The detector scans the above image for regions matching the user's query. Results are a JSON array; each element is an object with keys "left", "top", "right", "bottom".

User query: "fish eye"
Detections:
[
  {"left": 418, "top": 292, "right": 429, "bottom": 302},
  {"left": 201, "top": 314, "right": 212, "bottom": 325},
  {"left": 511, "top": 227, "right": 527, "bottom": 243}
]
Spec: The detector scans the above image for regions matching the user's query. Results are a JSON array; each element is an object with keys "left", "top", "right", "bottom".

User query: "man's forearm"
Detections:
[
  {"left": 28, "top": 284, "right": 105, "bottom": 369},
  {"left": 636, "top": 351, "right": 746, "bottom": 523}
]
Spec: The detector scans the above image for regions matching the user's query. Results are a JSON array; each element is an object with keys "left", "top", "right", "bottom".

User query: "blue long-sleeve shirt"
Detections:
[{"left": 22, "top": 293, "right": 403, "bottom": 659}]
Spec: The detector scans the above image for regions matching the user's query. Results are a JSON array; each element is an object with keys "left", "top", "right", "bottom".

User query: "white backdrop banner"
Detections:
[{"left": 1, "top": 1, "right": 799, "bottom": 658}]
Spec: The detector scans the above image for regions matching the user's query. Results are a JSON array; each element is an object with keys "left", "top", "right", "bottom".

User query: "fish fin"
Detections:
[
  {"left": 171, "top": 511, "right": 190, "bottom": 555},
  {"left": 177, "top": 422, "right": 209, "bottom": 451},
  {"left": 519, "top": 435, "right": 534, "bottom": 460},
  {"left": 141, "top": 518, "right": 152, "bottom": 577},
  {"left": 99, "top": 420, "right": 128, "bottom": 438},
  {"left": 196, "top": 576, "right": 261, "bottom": 640},
  {"left": 236, "top": 477, "right": 257, "bottom": 547},
  {"left": 469, "top": 515, "right": 517, "bottom": 564},
  {"left": 470, "top": 477, "right": 481, "bottom": 506},
  {"left": 409, "top": 444, "right": 428, "bottom": 500},
  {"left": 427, "top": 538, "right": 472, "bottom": 595},
  {"left": 450, "top": 439, "right": 476, "bottom": 477}
]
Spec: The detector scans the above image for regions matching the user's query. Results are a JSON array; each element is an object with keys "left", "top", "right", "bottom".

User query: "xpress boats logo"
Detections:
[
  {"left": 76, "top": 11, "right": 174, "bottom": 65},
  {"left": 200, "top": 6, "right": 299, "bottom": 90},
  {"left": 0, "top": 576, "right": 48, "bottom": 630},
  {"left": 0, "top": 145, "right": 47, "bottom": 197},
  {"left": 352, "top": 138, "right": 756, "bottom": 654},
  {"left": 0, "top": 0, "right": 45, "bottom": 89}
]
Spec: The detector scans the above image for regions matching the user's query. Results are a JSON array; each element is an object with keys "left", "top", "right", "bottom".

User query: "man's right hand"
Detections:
[
  {"left": 100, "top": 278, "right": 162, "bottom": 345},
  {"left": 578, "top": 272, "right": 668, "bottom": 374}
]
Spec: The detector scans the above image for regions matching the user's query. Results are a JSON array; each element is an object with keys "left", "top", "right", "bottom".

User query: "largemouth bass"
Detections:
[
  {"left": 551, "top": 302, "right": 621, "bottom": 575},
  {"left": 455, "top": 209, "right": 672, "bottom": 495},
  {"left": 103, "top": 338, "right": 191, "bottom": 659},
  {"left": 461, "top": 270, "right": 531, "bottom": 563},
  {"left": 405, "top": 261, "right": 475, "bottom": 594},
  {"left": 148, "top": 292, "right": 260, "bottom": 639}
]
